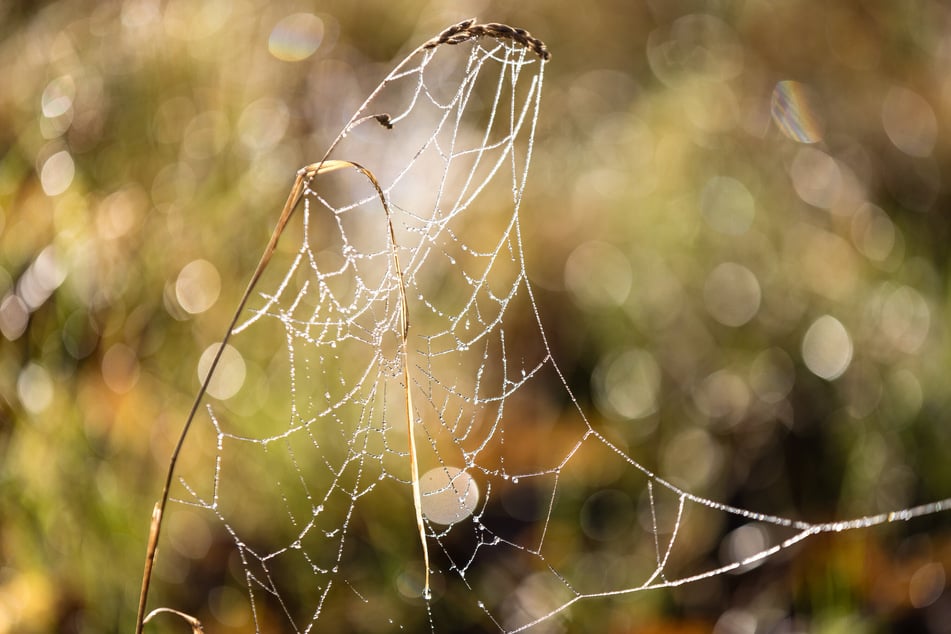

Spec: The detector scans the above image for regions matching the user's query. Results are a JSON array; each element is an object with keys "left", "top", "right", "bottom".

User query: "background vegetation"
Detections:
[{"left": 2, "top": 0, "right": 951, "bottom": 632}]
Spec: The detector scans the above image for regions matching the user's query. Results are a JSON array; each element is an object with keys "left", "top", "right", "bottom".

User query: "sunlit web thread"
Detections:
[{"left": 154, "top": 19, "right": 951, "bottom": 634}]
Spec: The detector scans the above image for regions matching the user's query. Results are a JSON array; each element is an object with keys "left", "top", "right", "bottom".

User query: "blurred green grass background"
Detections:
[{"left": 3, "top": 0, "right": 951, "bottom": 632}]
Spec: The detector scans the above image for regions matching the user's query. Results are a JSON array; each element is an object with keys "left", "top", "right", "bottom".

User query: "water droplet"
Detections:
[
  {"left": 291, "top": 540, "right": 301, "bottom": 549},
  {"left": 512, "top": 477, "right": 519, "bottom": 484},
  {"left": 422, "top": 588, "right": 432, "bottom": 601},
  {"left": 477, "top": 601, "right": 485, "bottom": 609},
  {"left": 447, "top": 256, "right": 456, "bottom": 265},
  {"left": 332, "top": 566, "right": 338, "bottom": 573},
  {"left": 324, "top": 391, "right": 331, "bottom": 400},
  {"left": 502, "top": 474, "right": 510, "bottom": 480},
  {"left": 315, "top": 504, "right": 324, "bottom": 513},
  {"left": 461, "top": 244, "right": 468, "bottom": 252}
]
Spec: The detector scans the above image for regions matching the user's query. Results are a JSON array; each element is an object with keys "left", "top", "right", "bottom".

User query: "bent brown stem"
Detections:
[
  {"left": 135, "top": 162, "right": 333, "bottom": 633},
  {"left": 133, "top": 159, "right": 430, "bottom": 632}
]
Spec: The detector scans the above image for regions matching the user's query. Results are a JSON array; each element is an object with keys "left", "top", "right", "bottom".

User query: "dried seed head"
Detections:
[{"left": 423, "top": 19, "right": 551, "bottom": 60}]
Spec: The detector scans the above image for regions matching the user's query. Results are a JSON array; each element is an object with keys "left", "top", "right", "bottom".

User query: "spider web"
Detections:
[{"left": 158, "top": 21, "right": 951, "bottom": 634}]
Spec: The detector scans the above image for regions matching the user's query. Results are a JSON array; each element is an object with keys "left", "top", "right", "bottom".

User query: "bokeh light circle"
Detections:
[
  {"left": 198, "top": 342, "right": 247, "bottom": 400},
  {"left": 802, "top": 315, "right": 852, "bottom": 380},
  {"left": 564, "top": 241, "right": 632, "bottom": 308},
  {"left": 419, "top": 467, "right": 479, "bottom": 525},
  {"left": 770, "top": 80, "right": 823, "bottom": 143},
  {"left": 881, "top": 86, "right": 937, "bottom": 157},
  {"left": 593, "top": 348, "right": 661, "bottom": 420},
  {"left": 176, "top": 259, "right": 221, "bottom": 315},
  {"left": 701, "top": 176, "right": 755, "bottom": 235},
  {"left": 269, "top": 13, "right": 325, "bottom": 62},
  {"left": 703, "top": 262, "right": 761, "bottom": 327}
]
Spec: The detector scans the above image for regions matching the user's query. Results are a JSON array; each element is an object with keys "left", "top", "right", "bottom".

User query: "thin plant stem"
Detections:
[{"left": 135, "top": 165, "right": 315, "bottom": 633}]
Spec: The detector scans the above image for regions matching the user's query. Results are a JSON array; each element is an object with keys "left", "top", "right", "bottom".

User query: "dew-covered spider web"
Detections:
[{"left": 151, "top": 20, "right": 951, "bottom": 634}]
